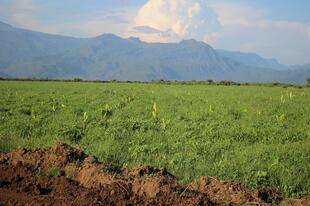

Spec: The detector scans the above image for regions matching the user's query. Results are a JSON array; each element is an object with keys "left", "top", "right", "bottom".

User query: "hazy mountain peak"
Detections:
[
  {"left": 180, "top": 39, "right": 201, "bottom": 44},
  {"left": 179, "top": 39, "right": 213, "bottom": 52},
  {"left": 95, "top": 33, "right": 122, "bottom": 41},
  {"left": 0, "top": 21, "right": 13, "bottom": 30},
  {"left": 217, "top": 49, "right": 286, "bottom": 70},
  {"left": 128, "top": 37, "right": 142, "bottom": 43}
]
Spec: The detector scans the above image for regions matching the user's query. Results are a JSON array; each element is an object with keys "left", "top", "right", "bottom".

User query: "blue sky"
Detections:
[{"left": 0, "top": 0, "right": 309, "bottom": 65}]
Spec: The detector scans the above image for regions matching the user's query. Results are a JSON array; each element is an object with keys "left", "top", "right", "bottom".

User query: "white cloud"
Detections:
[
  {"left": 204, "top": 32, "right": 222, "bottom": 44},
  {"left": 8, "top": 0, "right": 40, "bottom": 28},
  {"left": 3, "top": 0, "right": 136, "bottom": 37},
  {"left": 132, "top": 26, "right": 162, "bottom": 34},
  {"left": 76, "top": 10, "right": 136, "bottom": 37},
  {"left": 5, "top": 0, "right": 63, "bottom": 34},
  {"left": 204, "top": 2, "right": 310, "bottom": 65},
  {"left": 128, "top": 0, "right": 218, "bottom": 42},
  {"left": 11, "top": 0, "right": 39, "bottom": 13},
  {"left": 208, "top": 2, "right": 264, "bottom": 26}
]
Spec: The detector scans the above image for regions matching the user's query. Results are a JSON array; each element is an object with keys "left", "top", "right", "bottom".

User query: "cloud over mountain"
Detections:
[{"left": 129, "top": 0, "right": 219, "bottom": 42}]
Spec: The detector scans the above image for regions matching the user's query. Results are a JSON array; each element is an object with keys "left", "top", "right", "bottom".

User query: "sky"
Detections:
[{"left": 0, "top": 0, "right": 310, "bottom": 65}]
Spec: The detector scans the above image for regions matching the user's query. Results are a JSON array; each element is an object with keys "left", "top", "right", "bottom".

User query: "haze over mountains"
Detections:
[{"left": 0, "top": 21, "right": 309, "bottom": 83}]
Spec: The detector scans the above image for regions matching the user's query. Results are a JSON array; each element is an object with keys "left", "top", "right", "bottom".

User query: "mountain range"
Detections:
[{"left": 0, "top": 21, "right": 309, "bottom": 83}]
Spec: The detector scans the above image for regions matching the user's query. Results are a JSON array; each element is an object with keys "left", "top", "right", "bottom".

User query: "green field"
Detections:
[{"left": 0, "top": 81, "right": 309, "bottom": 197}]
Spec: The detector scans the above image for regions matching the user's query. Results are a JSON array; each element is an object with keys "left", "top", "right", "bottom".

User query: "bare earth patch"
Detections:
[{"left": 0, "top": 144, "right": 309, "bottom": 206}]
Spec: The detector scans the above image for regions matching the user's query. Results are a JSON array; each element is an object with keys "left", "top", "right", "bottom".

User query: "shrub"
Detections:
[
  {"left": 219, "top": 80, "right": 237, "bottom": 86},
  {"left": 272, "top": 82, "right": 280, "bottom": 86},
  {"left": 73, "top": 78, "right": 83, "bottom": 82},
  {"left": 207, "top": 79, "right": 214, "bottom": 84}
]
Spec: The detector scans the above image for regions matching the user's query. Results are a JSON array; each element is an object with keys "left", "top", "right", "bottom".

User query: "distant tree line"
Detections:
[
  {"left": 0, "top": 77, "right": 309, "bottom": 88},
  {"left": 307, "top": 77, "right": 310, "bottom": 85}
]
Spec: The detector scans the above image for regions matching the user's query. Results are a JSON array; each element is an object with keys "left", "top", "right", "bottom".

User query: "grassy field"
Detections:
[{"left": 0, "top": 80, "right": 309, "bottom": 197}]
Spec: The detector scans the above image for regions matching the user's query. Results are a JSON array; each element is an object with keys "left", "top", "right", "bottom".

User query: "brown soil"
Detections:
[{"left": 0, "top": 144, "right": 309, "bottom": 206}]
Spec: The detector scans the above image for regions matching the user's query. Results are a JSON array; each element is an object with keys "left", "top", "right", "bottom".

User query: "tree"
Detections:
[{"left": 307, "top": 77, "right": 310, "bottom": 85}]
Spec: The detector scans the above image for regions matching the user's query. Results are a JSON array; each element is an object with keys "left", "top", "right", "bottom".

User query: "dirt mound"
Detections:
[
  {"left": 189, "top": 176, "right": 282, "bottom": 205},
  {"left": 0, "top": 144, "right": 309, "bottom": 206}
]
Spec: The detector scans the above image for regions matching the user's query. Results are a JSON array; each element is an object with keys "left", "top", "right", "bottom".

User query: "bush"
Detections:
[
  {"left": 207, "top": 79, "right": 214, "bottom": 84},
  {"left": 73, "top": 78, "right": 83, "bottom": 82},
  {"left": 218, "top": 80, "right": 237, "bottom": 86},
  {"left": 272, "top": 82, "right": 280, "bottom": 86}
]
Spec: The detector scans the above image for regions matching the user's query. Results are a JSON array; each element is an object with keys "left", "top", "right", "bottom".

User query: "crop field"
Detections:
[{"left": 0, "top": 80, "right": 310, "bottom": 197}]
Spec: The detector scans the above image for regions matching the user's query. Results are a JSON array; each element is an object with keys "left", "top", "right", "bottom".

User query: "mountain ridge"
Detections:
[{"left": 0, "top": 21, "right": 309, "bottom": 83}]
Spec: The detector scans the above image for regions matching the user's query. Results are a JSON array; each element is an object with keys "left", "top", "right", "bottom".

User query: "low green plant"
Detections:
[
  {"left": 61, "top": 124, "right": 86, "bottom": 143},
  {"left": 19, "top": 107, "right": 32, "bottom": 116},
  {"left": 253, "top": 170, "right": 269, "bottom": 187},
  {"left": 45, "top": 166, "right": 61, "bottom": 177},
  {"left": 101, "top": 104, "right": 113, "bottom": 119},
  {"left": 20, "top": 125, "right": 32, "bottom": 138},
  {"left": 152, "top": 102, "right": 157, "bottom": 119}
]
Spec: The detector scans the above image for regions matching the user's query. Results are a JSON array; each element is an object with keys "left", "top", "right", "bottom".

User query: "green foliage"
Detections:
[
  {"left": 20, "top": 125, "right": 32, "bottom": 138},
  {"left": 0, "top": 81, "right": 310, "bottom": 197},
  {"left": 61, "top": 124, "right": 86, "bottom": 143},
  {"left": 219, "top": 80, "right": 238, "bottom": 86},
  {"left": 101, "top": 104, "right": 113, "bottom": 119},
  {"left": 152, "top": 102, "right": 157, "bottom": 119},
  {"left": 45, "top": 166, "right": 61, "bottom": 177},
  {"left": 73, "top": 78, "right": 83, "bottom": 82},
  {"left": 19, "top": 107, "right": 32, "bottom": 116},
  {"left": 253, "top": 170, "right": 269, "bottom": 187}
]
